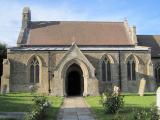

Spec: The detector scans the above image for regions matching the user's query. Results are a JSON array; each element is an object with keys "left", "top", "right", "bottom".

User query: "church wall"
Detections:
[
  {"left": 120, "top": 51, "right": 154, "bottom": 92},
  {"left": 83, "top": 50, "right": 154, "bottom": 93},
  {"left": 2, "top": 49, "right": 155, "bottom": 95},
  {"left": 5, "top": 51, "right": 50, "bottom": 93}
]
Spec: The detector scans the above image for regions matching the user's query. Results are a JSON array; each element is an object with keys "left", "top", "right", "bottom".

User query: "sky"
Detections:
[{"left": 0, "top": 0, "right": 160, "bottom": 46}]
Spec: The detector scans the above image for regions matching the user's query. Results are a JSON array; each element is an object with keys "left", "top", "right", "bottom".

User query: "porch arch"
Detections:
[{"left": 61, "top": 59, "right": 89, "bottom": 96}]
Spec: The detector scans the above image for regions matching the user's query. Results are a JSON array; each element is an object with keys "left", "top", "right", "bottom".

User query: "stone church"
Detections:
[{"left": 1, "top": 7, "right": 160, "bottom": 96}]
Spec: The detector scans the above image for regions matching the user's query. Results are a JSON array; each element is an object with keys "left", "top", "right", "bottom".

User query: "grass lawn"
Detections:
[
  {"left": 85, "top": 93, "right": 156, "bottom": 120},
  {"left": 0, "top": 93, "right": 63, "bottom": 120}
]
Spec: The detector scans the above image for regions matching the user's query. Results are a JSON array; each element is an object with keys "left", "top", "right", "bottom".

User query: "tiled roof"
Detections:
[
  {"left": 137, "top": 35, "right": 160, "bottom": 58},
  {"left": 24, "top": 21, "right": 134, "bottom": 46}
]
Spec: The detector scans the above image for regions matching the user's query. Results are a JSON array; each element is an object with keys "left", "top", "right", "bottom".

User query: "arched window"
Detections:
[
  {"left": 102, "top": 58, "right": 111, "bottom": 81},
  {"left": 127, "top": 59, "right": 136, "bottom": 81},
  {"left": 30, "top": 56, "right": 40, "bottom": 83},
  {"left": 155, "top": 65, "right": 160, "bottom": 83}
]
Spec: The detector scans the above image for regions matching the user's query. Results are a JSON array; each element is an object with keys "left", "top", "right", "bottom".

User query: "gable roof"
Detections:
[
  {"left": 18, "top": 21, "right": 134, "bottom": 46},
  {"left": 54, "top": 43, "right": 95, "bottom": 78},
  {"left": 137, "top": 35, "right": 160, "bottom": 58}
]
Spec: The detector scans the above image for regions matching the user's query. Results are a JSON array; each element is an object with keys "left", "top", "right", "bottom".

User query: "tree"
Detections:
[{"left": 0, "top": 42, "right": 7, "bottom": 88}]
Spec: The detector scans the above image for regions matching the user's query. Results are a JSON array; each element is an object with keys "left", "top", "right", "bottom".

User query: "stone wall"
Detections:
[{"left": 1, "top": 49, "right": 156, "bottom": 95}]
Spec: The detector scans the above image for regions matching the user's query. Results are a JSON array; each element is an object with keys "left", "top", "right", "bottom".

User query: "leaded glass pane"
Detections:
[
  {"left": 127, "top": 61, "right": 131, "bottom": 80},
  {"left": 132, "top": 61, "right": 136, "bottom": 80},
  {"left": 102, "top": 61, "right": 106, "bottom": 81},
  {"left": 107, "top": 61, "right": 111, "bottom": 81},
  {"left": 30, "top": 65, "right": 34, "bottom": 83},
  {"left": 35, "top": 65, "right": 39, "bottom": 83}
]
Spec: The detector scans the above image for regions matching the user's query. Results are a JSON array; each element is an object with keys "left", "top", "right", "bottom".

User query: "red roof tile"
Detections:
[{"left": 26, "top": 21, "right": 133, "bottom": 46}]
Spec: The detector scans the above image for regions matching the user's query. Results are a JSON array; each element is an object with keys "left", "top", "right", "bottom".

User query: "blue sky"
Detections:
[{"left": 0, "top": 0, "right": 160, "bottom": 46}]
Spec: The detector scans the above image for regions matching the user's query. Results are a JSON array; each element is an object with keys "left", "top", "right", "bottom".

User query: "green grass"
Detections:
[
  {"left": 85, "top": 93, "right": 156, "bottom": 120},
  {"left": 0, "top": 93, "right": 63, "bottom": 120},
  {"left": 47, "top": 96, "right": 63, "bottom": 120}
]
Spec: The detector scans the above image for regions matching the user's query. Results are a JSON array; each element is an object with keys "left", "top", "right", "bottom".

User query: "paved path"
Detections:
[
  {"left": 57, "top": 97, "right": 95, "bottom": 120},
  {"left": 0, "top": 112, "right": 25, "bottom": 120}
]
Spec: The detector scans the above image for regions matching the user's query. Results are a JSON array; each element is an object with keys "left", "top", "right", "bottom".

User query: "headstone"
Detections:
[
  {"left": 157, "top": 87, "right": 160, "bottom": 111},
  {"left": 113, "top": 86, "right": 120, "bottom": 96},
  {"left": 138, "top": 78, "right": 146, "bottom": 96},
  {"left": 1, "top": 84, "right": 7, "bottom": 95}
]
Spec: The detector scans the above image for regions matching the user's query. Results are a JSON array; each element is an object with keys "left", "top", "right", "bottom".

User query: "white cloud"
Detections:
[
  {"left": 0, "top": 0, "right": 160, "bottom": 46},
  {"left": 0, "top": 1, "right": 89, "bottom": 46}
]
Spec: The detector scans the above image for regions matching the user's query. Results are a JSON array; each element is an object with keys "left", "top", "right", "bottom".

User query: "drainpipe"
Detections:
[
  {"left": 48, "top": 51, "right": 51, "bottom": 93},
  {"left": 119, "top": 50, "right": 122, "bottom": 90}
]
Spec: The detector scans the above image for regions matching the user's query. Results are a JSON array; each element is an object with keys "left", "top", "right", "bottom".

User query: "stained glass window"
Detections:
[
  {"left": 102, "top": 60, "right": 106, "bottom": 81},
  {"left": 102, "top": 58, "right": 111, "bottom": 81},
  {"left": 132, "top": 61, "right": 136, "bottom": 80},
  {"left": 107, "top": 60, "right": 111, "bottom": 81},
  {"left": 127, "top": 61, "right": 131, "bottom": 80},
  {"left": 127, "top": 59, "right": 136, "bottom": 81},
  {"left": 30, "top": 57, "right": 39, "bottom": 83},
  {"left": 30, "top": 65, "right": 34, "bottom": 83}
]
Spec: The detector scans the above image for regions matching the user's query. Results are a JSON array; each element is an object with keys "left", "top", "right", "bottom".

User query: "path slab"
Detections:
[
  {"left": 57, "top": 97, "right": 95, "bottom": 120},
  {"left": 0, "top": 112, "right": 26, "bottom": 120}
]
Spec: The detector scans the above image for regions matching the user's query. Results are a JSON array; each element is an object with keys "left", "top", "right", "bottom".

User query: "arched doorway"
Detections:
[{"left": 65, "top": 63, "right": 84, "bottom": 96}]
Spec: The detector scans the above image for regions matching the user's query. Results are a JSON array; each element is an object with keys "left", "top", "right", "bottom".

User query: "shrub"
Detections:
[
  {"left": 24, "top": 95, "right": 51, "bottom": 120},
  {"left": 132, "top": 109, "right": 149, "bottom": 120},
  {"left": 113, "top": 112, "right": 126, "bottom": 120},
  {"left": 132, "top": 106, "right": 160, "bottom": 120},
  {"left": 100, "top": 91, "right": 124, "bottom": 114},
  {"left": 149, "top": 106, "right": 160, "bottom": 120}
]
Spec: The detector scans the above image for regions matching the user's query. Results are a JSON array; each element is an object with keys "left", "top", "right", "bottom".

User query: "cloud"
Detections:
[
  {"left": 0, "top": 1, "right": 89, "bottom": 46},
  {"left": 0, "top": 0, "right": 160, "bottom": 46}
]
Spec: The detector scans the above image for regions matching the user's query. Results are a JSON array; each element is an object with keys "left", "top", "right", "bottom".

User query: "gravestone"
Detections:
[
  {"left": 138, "top": 78, "right": 146, "bottom": 96},
  {"left": 1, "top": 84, "right": 7, "bottom": 95},
  {"left": 113, "top": 86, "right": 120, "bottom": 96},
  {"left": 157, "top": 87, "right": 160, "bottom": 112}
]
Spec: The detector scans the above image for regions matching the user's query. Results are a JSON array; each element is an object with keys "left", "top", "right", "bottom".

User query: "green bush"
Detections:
[
  {"left": 24, "top": 95, "right": 51, "bottom": 120},
  {"left": 100, "top": 91, "right": 124, "bottom": 114},
  {"left": 113, "top": 112, "right": 126, "bottom": 120},
  {"left": 133, "top": 109, "right": 149, "bottom": 120},
  {"left": 132, "top": 106, "right": 160, "bottom": 120},
  {"left": 149, "top": 106, "right": 160, "bottom": 120}
]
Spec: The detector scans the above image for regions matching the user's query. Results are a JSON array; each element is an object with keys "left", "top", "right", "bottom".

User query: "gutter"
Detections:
[
  {"left": 48, "top": 51, "right": 51, "bottom": 93},
  {"left": 119, "top": 50, "right": 122, "bottom": 90}
]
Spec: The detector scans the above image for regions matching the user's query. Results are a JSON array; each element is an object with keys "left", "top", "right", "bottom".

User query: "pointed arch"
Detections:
[
  {"left": 27, "top": 54, "right": 43, "bottom": 67},
  {"left": 54, "top": 43, "right": 95, "bottom": 78},
  {"left": 61, "top": 58, "right": 89, "bottom": 96},
  {"left": 101, "top": 54, "right": 116, "bottom": 64},
  {"left": 61, "top": 58, "right": 89, "bottom": 79},
  {"left": 27, "top": 55, "right": 42, "bottom": 84},
  {"left": 124, "top": 54, "right": 139, "bottom": 64}
]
